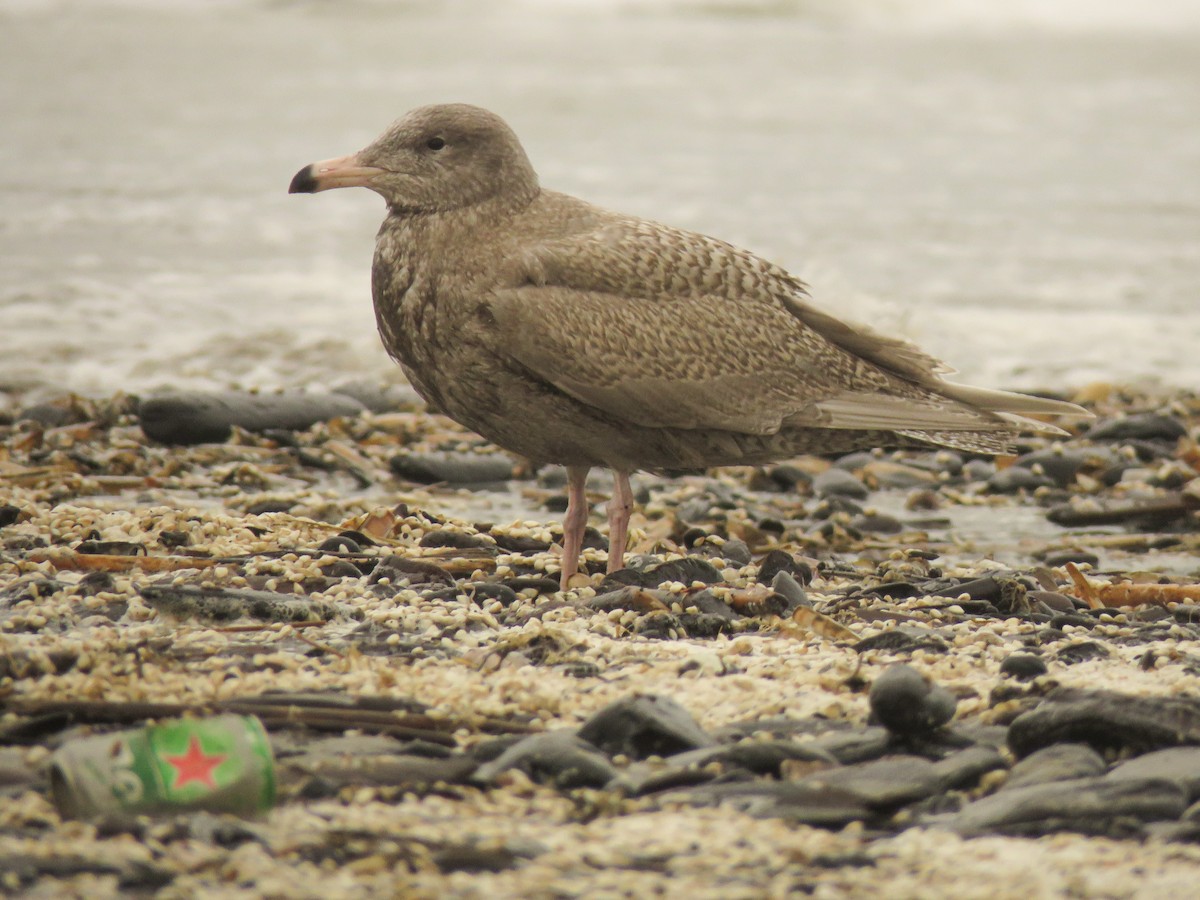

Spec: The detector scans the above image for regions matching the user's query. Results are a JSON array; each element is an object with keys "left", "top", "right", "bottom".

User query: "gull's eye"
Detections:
[{"left": 426, "top": 137, "right": 446, "bottom": 151}]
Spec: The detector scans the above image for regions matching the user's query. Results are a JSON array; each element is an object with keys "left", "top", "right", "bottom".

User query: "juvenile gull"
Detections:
[{"left": 289, "top": 103, "right": 1086, "bottom": 590}]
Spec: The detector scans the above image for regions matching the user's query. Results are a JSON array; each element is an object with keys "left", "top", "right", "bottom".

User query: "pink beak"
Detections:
[{"left": 289, "top": 153, "right": 385, "bottom": 193}]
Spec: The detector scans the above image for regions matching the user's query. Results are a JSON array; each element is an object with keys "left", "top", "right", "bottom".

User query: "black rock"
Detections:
[
  {"left": 949, "top": 776, "right": 1186, "bottom": 837},
  {"left": 369, "top": 555, "right": 455, "bottom": 589},
  {"left": 1004, "top": 743, "right": 1106, "bottom": 790},
  {"left": 765, "top": 464, "right": 812, "bottom": 490},
  {"left": 999, "top": 653, "right": 1048, "bottom": 681},
  {"left": 853, "top": 628, "right": 949, "bottom": 655},
  {"left": 320, "top": 560, "right": 364, "bottom": 579},
  {"left": 849, "top": 513, "right": 903, "bottom": 534},
  {"left": 1027, "top": 590, "right": 1080, "bottom": 614},
  {"left": 390, "top": 451, "right": 515, "bottom": 484},
  {"left": 756, "top": 550, "right": 813, "bottom": 587},
  {"left": 140, "top": 390, "right": 365, "bottom": 444},
  {"left": 769, "top": 571, "right": 811, "bottom": 609},
  {"left": 1054, "top": 641, "right": 1110, "bottom": 665},
  {"left": 709, "top": 539, "right": 752, "bottom": 566},
  {"left": 490, "top": 532, "right": 553, "bottom": 554},
  {"left": 418, "top": 529, "right": 495, "bottom": 551},
  {"left": 1038, "top": 548, "right": 1100, "bottom": 568},
  {"left": 1013, "top": 448, "right": 1089, "bottom": 487},
  {"left": 1107, "top": 747, "right": 1200, "bottom": 803},
  {"left": 1008, "top": 690, "right": 1200, "bottom": 758},
  {"left": 330, "top": 379, "right": 423, "bottom": 414},
  {"left": 1086, "top": 413, "right": 1188, "bottom": 442},
  {"left": 869, "top": 664, "right": 957, "bottom": 735},
  {"left": 599, "top": 556, "right": 725, "bottom": 592},
  {"left": 316, "top": 535, "right": 362, "bottom": 554},
  {"left": 432, "top": 844, "right": 521, "bottom": 874},
  {"left": 472, "top": 732, "right": 617, "bottom": 789},
  {"left": 0, "top": 505, "right": 21, "bottom": 528},
  {"left": 577, "top": 695, "right": 715, "bottom": 759}
]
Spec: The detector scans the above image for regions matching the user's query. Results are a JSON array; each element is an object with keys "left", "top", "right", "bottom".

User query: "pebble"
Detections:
[
  {"left": 999, "top": 653, "right": 1048, "bottom": 681},
  {"left": 390, "top": 451, "right": 515, "bottom": 484},
  {"left": 868, "top": 664, "right": 958, "bottom": 736},
  {"left": 1086, "top": 412, "right": 1188, "bottom": 442}
]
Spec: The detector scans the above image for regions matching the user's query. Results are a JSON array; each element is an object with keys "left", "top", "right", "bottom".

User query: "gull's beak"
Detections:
[{"left": 288, "top": 153, "right": 385, "bottom": 193}]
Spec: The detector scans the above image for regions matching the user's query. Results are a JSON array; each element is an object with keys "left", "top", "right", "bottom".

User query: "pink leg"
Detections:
[
  {"left": 606, "top": 470, "right": 633, "bottom": 574},
  {"left": 559, "top": 466, "right": 590, "bottom": 591}
]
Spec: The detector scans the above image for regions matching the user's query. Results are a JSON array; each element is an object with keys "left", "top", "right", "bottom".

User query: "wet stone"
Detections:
[
  {"left": 869, "top": 664, "right": 957, "bottom": 735},
  {"left": 1004, "top": 744, "right": 1106, "bottom": 790},
  {"left": 813, "top": 467, "right": 870, "bottom": 499},
  {"left": 1106, "top": 748, "right": 1200, "bottom": 802},
  {"left": 949, "top": 776, "right": 1187, "bottom": 838},
  {"left": 1013, "top": 448, "right": 1090, "bottom": 487},
  {"left": 577, "top": 695, "right": 715, "bottom": 759},
  {"left": 140, "top": 390, "right": 366, "bottom": 444},
  {"left": 986, "top": 467, "right": 1055, "bottom": 493}
]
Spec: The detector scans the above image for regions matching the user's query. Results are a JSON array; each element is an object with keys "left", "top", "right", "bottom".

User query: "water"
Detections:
[{"left": 3, "top": 0, "right": 1199, "bottom": 397}]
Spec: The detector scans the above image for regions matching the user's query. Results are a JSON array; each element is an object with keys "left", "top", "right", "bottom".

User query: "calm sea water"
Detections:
[{"left": 3, "top": 0, "right": 1199, "bottom": 397}]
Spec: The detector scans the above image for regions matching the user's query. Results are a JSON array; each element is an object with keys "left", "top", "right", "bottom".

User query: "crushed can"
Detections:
[{"left": 48, "top": 714, "right": 275, "bottom": 819}]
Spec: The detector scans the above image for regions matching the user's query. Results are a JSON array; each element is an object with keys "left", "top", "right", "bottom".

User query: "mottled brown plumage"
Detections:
[{"left": 290, "top": 103, "right": 1086, "bottom": 589}]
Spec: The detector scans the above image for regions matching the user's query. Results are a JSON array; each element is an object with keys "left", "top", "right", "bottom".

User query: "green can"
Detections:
[{"left": 49, "top": 714, "right": 276, "bottom": 819}]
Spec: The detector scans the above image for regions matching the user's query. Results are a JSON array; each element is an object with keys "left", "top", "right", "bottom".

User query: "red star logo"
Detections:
[{"left": 164, "top": 736, "right": 227, "bottom": 790}]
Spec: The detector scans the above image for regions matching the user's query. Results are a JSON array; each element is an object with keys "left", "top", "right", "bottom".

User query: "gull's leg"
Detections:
[
  {"left": 606, "top": 470, "right": 634, "bottom": 574},
  {"left": 560, "top": 466, "right": 590, "bottom": 591}
]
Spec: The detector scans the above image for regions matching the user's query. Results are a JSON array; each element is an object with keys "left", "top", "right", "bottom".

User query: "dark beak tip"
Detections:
[{"left": 288, "top": 165, "right": 318, "bottom": 194}]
